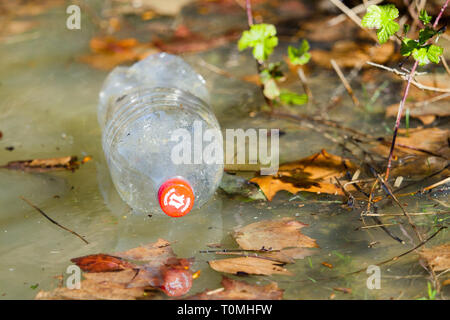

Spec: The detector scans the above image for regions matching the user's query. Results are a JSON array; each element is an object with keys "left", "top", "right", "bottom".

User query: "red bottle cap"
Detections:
[{"left": 158, "top": 178, "right": 194, "bottom": 217}]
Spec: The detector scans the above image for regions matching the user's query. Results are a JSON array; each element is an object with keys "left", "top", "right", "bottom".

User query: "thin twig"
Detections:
[
  {"left": 328, "top": 0, "right": 379, "bottom": 42},
  {"left": 244, "top": 0, "right": 274, "bottom": 111},
  {"left": 376, "top": 174, "right": 423, "bottom": 242},
  {"left": 360, "top": 223, "right": 397, "bottom": 229},
  {"left": 330, "top": 59, "right": 361, "bottom": 108},
  {"left": 327, "top": 0, "right": 384, "bottom": 26},
  {"left": 442, "top": 58, "right": 450, "bottom": 76},
  {"left": 384, "top": 0, "right": 449, "bottom": 179},
  {"left": 363, "top": 210, "right": 450, "bottom": 217},
  {"left": 366, "top": 61, "right": 450, "bottom": 93},
  {"left": 385, "top": 60, "right": 419, "bottom": 180},
  {"left": 20, "top": 196, "right": 89, "bottom": 245},
  {"left": 297, "top": 68, "right": 313, "bottom": 101}
]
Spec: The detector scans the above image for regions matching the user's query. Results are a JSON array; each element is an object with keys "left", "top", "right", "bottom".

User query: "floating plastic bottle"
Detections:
[{"left": 98, "top": 53, "right": 223, "bottom": 217}]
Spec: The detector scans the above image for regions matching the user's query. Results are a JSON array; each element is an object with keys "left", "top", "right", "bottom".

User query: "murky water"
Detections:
[{"left": 0, "top": 2, "right": 449, "bottom": 300}]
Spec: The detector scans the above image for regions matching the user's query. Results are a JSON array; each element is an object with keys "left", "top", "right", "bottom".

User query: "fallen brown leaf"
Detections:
[
  {"left": 71, "top": 254, "right": 136, "bottom": 273},
  {"left": 235, "top": 218, "right": 318, "bottom": 251},
  {"left": 78, "top": 36, "right": 159, "bottom": 70},
  {"left": 188, "top": 276, "right": 283, "bottom": 300},
  {"left": 385, "top": 74, "right": 450, "bottom": 125},
  {"left": 36, "top": 239, "right": 194, "bottom": 299},
  {"left": 152, "top": 32, "right": 239, "bottom": 55},
  {"left": 311, "top": 41, "right": 395, "bottom": 69},
  {"left": 35, "top": 279, "right": 148, "bottom": 300},
  {"left": 209, "top": 257, "right": 292, "bottom": 276},
  {"left": 371, "top": 128, "right": 450, "bottom": 159},
  {"left": 0, "top": 156, "right": 91, "bottom": 172},
  {"left": 419, "top": 243, "right": 450, "bottom": 272},
  {"left": 250, "top": 149, "right": 357, "bottom": 201}
]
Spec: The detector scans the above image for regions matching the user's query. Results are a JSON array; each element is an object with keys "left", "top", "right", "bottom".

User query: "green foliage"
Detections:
[
  {"left": 279, "top": 90, "right": 308, "bottom": 106},
  {"left": 403, "top": 23, "right": 410, "bottom": 36},
  {"left": 363, "top": 4, "right": 443, "bottom": 66},
  {"left": 239, "top": 23, "right": 310, "bottom": 105},
  {"left": 260, "top": 63, "right": 284, "bottom": 100},
  {"left": 419, "top": 9, "right": 432, "bottom": 25},
  {"left": 418, "top": 26, "right": 437, "bottom": 44},
  {"left": 361, "top": 4, "right": 399, "bottom": 44},
  {"left": 238, "top": 24, "right": 278, "bottom": 62},
  {"left": 288, "top": 39, "right": 311, "bottom": 65},
  {"left": 411, "top": 44, "right": 443, "bottom": 66},
  {"left": 400, "top": 38, "right": 418, "bottom": 56}
]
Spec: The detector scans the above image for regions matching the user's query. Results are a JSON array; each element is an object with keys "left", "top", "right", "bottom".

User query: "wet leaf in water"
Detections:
[
  {"left": 234, "top": 218, "right": 318, "bottom": 251},
  {"left": 36, "top": 239, "right": 194, "bottom": 299},
  {"left": 0, "top": 156, "right": 91, "bottom": 173},
  {"left": 35, "top": 279, "right": 149, "bottom": 300},
  {"left": 209, "top": 257, "right": 292, "bottom": 276},
  {"left": 71, "top": 254, "right": 136, "bottom": 273},
  {"left": 419, "top": 243, "right": 450, "bottom": 272},
  {"left": 188, "top": 276, "right": 283, "bottom": 300},
  {"left": 250, "top": 149, "right": 357, "bottom": 201},
  {"left": 371, "top": 128, "right": 450, "bottom": 159},
  {"left": 115, "top": 238, "right": 176, "bottom": 265}
]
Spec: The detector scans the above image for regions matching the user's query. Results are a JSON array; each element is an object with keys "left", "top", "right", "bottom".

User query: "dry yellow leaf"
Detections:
[{"left": 250, "top": 149, "right": 357, "bottom": 201}]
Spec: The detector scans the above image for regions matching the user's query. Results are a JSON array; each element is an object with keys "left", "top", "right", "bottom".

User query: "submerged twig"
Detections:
[
  {"left": 20, "top": 196, "right": 89, "bottom": 245},
  {"left": 376, "top": 174, "right": 423, "bottom": 243}
]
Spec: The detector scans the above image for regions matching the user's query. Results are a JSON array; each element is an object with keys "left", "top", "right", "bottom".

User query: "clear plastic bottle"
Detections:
[{"left": 98, "top": 53, "right": 223, "bottom": 217}]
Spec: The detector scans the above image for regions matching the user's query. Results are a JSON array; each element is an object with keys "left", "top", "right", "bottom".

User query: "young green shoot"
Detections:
[
  {"left": 361, "top": 2, "right": 447, "bottom": 180},
  {"left": 238, "top": 3, "right": 311, "bottom": 109}
]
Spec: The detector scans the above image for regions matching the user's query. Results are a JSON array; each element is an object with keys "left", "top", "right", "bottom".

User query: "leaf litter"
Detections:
[
  {"left": 250, "top": 149, "right": 358, "bottom": 201},
  {"left": 36, "top": 239, "right": 194, "bottom": 299},
  {"left": 208, "top": 218, "right": 318, "bottom": 276}
]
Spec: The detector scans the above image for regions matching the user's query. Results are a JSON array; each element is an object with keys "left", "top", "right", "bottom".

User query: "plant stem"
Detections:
[
  {"left": 385, "top": 0, "right": 449, "bottom": 180},
  {"left": 244, "top": 0, "right": 274, "bottom": 111},
  {"left": 385, "top": 60, "right": 418, "bottom": 180},
  {"left": 246, "top": 0, "right": 254, "bottom": 26},
  {"left": 433, "top": 0, "right": 449, "bottom": 29}
]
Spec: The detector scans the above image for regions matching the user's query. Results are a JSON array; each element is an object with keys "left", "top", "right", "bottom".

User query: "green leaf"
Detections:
[
  {"left": 418, "top": 26, "right": 437, "bottom": 45},
  {"left": 412, "top": 47, "right": 430, "bottom": 65},
  {"left": 400, "top": 38, "right": 418, "bottom": 56},
  {"left": 419, "top": 9, "right": 432, "bottom": 25},
  {"left": 411, "top": 44, "right": 443, "bottom": 66},
  {"left": 279, "top": 90, "right": 308, "bottom": 106},
  {"left": 427, "top": 44, "right": 443, "bottom": 64},
  {"left": 288, "top": 39, "right": 311, "bottom": 65},
  {"left": 403, "top": 23, "right": 410, "bottom": 36},
  {"left": 238, "top": 24, "right": 278, "bottom": 62},
  {"left": 362, "top": 4, "right": 399, "bottom": 44},
  {"left": 376, "top": 19, "right": 400, "bottom": 44}
]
